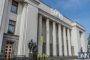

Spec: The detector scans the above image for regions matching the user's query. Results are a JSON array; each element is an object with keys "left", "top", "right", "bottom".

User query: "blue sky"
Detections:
[{"left": 41, "top": 0, "right": 90, "bottom": 35}]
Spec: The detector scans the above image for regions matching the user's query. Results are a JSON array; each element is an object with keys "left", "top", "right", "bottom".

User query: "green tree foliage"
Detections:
[
  {"left": 88, "top": 34, "right": 90, "bottom": 45},
  {"left": 88, "top": 34, "right": 90, "bottom": 40}
]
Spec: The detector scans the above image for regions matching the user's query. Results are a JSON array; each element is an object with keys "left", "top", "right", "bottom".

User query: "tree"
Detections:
[
  {"left": 88, "top": 34, "right": 90, "bottom": 45},
  {"left": 88, "top": 33, "right": 90, "bottom": 40}
]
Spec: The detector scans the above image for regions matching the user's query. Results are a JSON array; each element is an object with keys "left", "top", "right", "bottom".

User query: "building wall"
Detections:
[
  {"left": 17, "top": 2, "right": 38, "bottom": 57},
  {"left": 0, "top": 0, "right": 87, "bottom": 58}
]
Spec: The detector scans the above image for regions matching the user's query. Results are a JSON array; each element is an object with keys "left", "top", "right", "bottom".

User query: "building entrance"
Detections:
[{"left": 4, "top": 41, "right": 13, "bottom": 60}]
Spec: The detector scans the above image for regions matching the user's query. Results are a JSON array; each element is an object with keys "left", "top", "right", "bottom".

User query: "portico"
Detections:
[{"left": 38, "top": 14, "right": 73, "bottom": 57}]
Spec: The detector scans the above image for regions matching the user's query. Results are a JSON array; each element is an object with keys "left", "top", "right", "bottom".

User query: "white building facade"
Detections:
[{"left": 0, "top": 0, "right": 87, "bottom": 59}]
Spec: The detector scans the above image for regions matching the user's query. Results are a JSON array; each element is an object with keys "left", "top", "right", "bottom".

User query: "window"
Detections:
[
  {"left": 11, "top": 0, "right": 18, "bottom": 14},
  {"left": 8, "top": 20, "right": 16, "bottom": 34},
  {"left": 66, "top": 40, "right": 69, "bottom": 56},
  {"left": 50, "top": 43, "right": 53, "bottom": 56},
  {"left": 42, "top": 42, "right": 46, "bottom": 54},
  {"left": 57, "top": 44, "right": 59, "bottom": 56}
]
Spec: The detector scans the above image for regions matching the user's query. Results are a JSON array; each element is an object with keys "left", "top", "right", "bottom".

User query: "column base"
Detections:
[
  {"left": 13, "top": 53, "right": 37, "bottom": 60},
  {"left": 13, "top": 55, "right": 27, "bottom": 60},
  {"left": 29, "top": 53, "right": 33, "bottom": 59},
  {"left": 48, "top": 56, "right": 78, "bottom": 60},
  {"left": 29, "top": 53, "right": 37, "bottom": 60}
]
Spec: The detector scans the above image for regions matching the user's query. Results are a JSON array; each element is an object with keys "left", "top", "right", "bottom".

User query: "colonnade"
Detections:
[{"left": 38, "top": 15, "right": 72, "bottom": 56}]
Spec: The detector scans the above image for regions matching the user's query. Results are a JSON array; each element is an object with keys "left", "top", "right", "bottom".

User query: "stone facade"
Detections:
[{"left": 0, "top": 0, "right": 87, "bottom": 60}]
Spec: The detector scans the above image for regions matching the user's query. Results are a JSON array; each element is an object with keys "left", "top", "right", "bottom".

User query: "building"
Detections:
[{"left": 0, "top": 0, "right": 87, "bottom": 59}]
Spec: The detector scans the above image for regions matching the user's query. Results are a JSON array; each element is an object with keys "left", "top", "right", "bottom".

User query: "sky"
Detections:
[{"left": 41, "top": 0, "right": 90, "bottom": 35}]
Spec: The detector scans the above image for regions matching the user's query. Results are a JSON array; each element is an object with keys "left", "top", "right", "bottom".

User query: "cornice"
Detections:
[
  {"left": 15, "top": 0, "right": 40, "bottom": 5},
  {"left": 29, "top": 0, "right": 40, "bottom": 5}
]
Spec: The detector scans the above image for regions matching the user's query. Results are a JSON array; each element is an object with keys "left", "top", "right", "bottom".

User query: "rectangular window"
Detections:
[
  {"left": 11, "top": 0, "right": 18, "bottom": 14},
  {"left": 57, "top": 44, "right": 59, "bottom": 56},
  {"left": 8, "top": 20, "right": 16, "bottom": 34},
  {"left": 42, "top": 42, "right": 46, "bottom": 54},
  {"left": 50, "top": 43, "right": 53, "bottom": 56},
  {"left": 66, "top": 40, "right": 69, "bottom": 56}
]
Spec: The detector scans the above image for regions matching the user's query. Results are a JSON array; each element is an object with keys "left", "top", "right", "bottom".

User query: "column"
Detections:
[
  {"left": 46, "top": 19, "right": 50, "bottom": 55},
  {"left": 63, "top": 26, "right": 67, "bottom": 56},
  {"left": 67, "top": 29, "right": 72, "bottom": 56},
  {"left": 71, "top": 27, "right": 79, "bottom": 56},
  {"left": 38, "top": 15, "right": 43, "bottom": 54},
  {"left": 0, "top": 0, "right": 6, "bottom": 26},
  {"left": 17, "top": 3, "right": 28, "bottom": 56},
  {"left": 58, "top": 24, "right": 62, "bottom": 56},
  {"left": 0, "top": 0, "right": 7, "bottom": 53},
  {"left": 53, "top": 22, "right": 57, "bottom": 56},
  {"left": 81, "top": 32, "right": 86, "bottom": 52}
]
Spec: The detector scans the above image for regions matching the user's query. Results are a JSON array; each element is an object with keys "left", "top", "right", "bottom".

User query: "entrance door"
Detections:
[{"left": 5, "top": 41, "right": 13, "bottom": 60}]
